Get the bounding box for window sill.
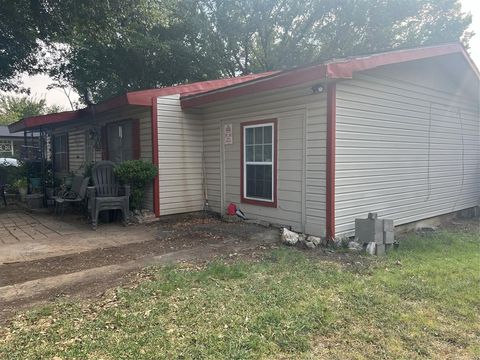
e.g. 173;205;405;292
241;197;277;208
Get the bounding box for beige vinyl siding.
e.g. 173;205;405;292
203;87;327;235
68;128;85;174
157;95;204;215
305;100;328;237
335;71;480;235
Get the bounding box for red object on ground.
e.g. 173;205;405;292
227;203;237;216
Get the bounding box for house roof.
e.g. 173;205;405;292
0;125;30;138
8;72;277;132
10;42;478;132
181;42;479;108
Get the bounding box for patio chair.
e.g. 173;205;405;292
52;175;83;211
54;177;90;217
87;161;130;230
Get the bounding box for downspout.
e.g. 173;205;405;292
326;82;336;241
151;96;160;217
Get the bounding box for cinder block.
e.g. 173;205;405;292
375;244;386;256
385;244;394;253
383;231;395;244
383;219;394;232
355;218;384;244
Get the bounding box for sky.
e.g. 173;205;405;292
7;0;480;109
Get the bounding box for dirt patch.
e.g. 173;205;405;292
0;214;268;287
0;238;277;327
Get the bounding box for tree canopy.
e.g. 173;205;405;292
0;0;473;103
0;95;63;125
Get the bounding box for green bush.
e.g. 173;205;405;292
115;160;157;210
14;178;28;189
0;160;26;187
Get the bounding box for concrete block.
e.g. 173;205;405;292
375;244;386;256
355;218;383;244
383;231;395;244
383;219;394;232
385;244;394;253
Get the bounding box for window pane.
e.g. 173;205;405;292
246;164;273;200
263;125;272;144
254;145;263;162
54;134;68;172
254;127;263;145
245;145;253;162
246;128;254;145
264;144;272;162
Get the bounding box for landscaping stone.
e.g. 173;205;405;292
281;228;299;245
305;241;316;249
307;235;322;246
366;242;376;255
298;233;307;243
348;241;363;251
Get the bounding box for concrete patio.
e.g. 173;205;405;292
0;209;157;264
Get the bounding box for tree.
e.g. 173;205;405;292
45;0;223;103
0;0;473;103
0;0;63;92
192;0;473;74
0;95;63;125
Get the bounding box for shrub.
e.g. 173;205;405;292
115;160;157;210
0;160;26;186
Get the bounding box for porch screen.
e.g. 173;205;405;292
105;120;139;163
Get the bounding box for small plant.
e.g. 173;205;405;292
14;178;28;189
115;160;157;210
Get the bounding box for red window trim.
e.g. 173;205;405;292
240;118;278;208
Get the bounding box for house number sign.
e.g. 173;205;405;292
224;124;233;145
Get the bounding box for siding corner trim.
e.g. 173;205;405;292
326;83;336;240
151;97;160;217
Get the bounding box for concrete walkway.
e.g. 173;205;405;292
0;210;157;264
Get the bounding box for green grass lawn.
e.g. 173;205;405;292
1;229;479;359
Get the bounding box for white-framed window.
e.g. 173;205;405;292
241;120;276;206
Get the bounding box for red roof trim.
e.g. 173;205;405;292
8;110;84;133
324;42;475;79
8;73;276;132
181;66;327;108
181;42;478;108
10;43;477;132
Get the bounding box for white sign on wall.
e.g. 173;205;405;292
224;124;233;145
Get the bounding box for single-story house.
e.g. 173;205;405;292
9;42;480;238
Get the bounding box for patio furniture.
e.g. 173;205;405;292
87;161;130;230
53;175;83;212
54;177;90;217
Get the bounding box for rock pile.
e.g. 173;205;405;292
281;228;326;248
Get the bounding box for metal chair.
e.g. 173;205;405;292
87;161;130;230
54;177;90;217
